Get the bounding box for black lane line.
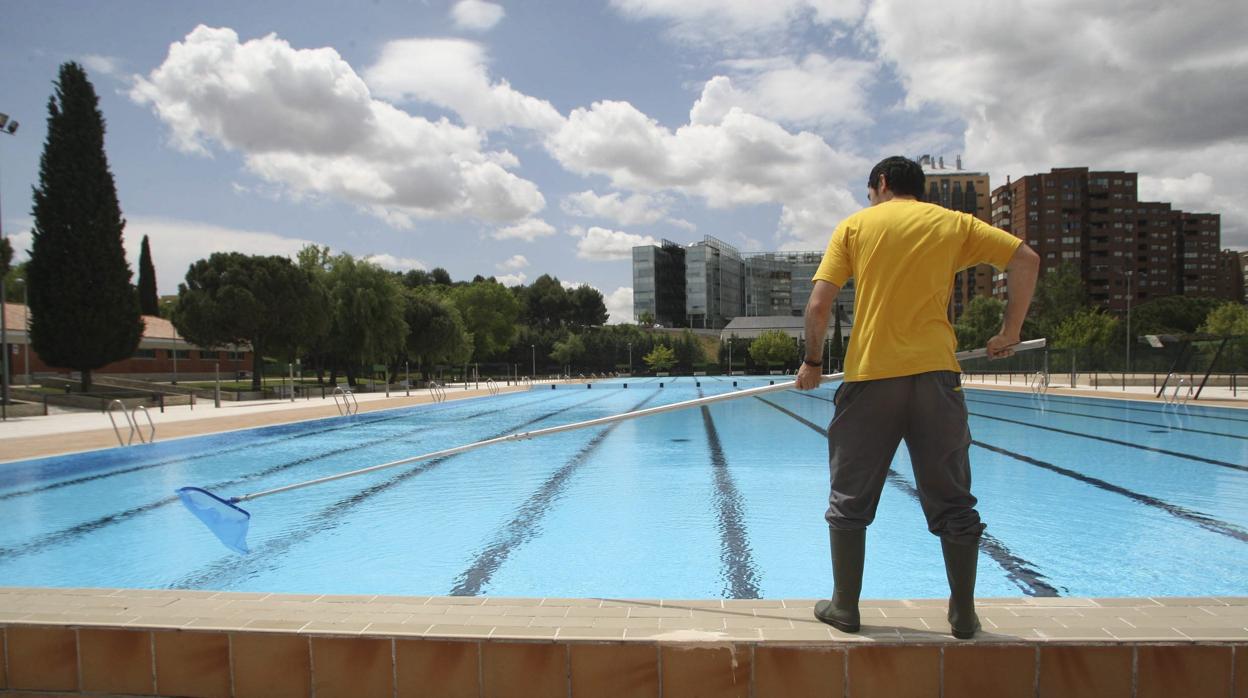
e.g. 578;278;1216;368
969;389;1248;424
0;398;548;561
967;411;1248;474
171;390;623;589
756;395;1062;597
964;394;1248;441
698;389;762;599
0;389;566;501
972;441;1248;544
449;392;661;596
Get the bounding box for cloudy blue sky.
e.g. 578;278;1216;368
2;0;1244;322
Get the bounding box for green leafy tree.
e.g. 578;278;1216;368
1028;262;1086;340
569;284;608;326
643;344;676;373
450;280;521;360
523;274;571;329
1199;302;1248;336
637;310;655;326
1053;309;1119;349
672;329;705;372
954;296;1005;351
137;235;158;315
403;288;473;378
550;333;586;370
430;267;452;286
0;237;11;276
3;261;28;301
27;62;143;391
749;329;797;371
173;253;327;390
324;255;408;385
1130;295;1222;336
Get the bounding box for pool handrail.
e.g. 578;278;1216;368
223;338;1046;505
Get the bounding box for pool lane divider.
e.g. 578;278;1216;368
697;388;762;599
971;441;1248;544
174;340;1047;555
449;392;662;596
966;411;1248;473
758;394;1063;597
0;395;571;561
964;393;1248;441
172;390;625;588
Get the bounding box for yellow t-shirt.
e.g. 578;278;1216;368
812;199;1022;382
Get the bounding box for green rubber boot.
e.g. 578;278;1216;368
941;538;982;640
814;528;865;633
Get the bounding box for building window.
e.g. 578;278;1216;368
133;348;157;359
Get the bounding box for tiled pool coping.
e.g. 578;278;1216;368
2;588;1245;696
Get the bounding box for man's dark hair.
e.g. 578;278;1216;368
868;156;925;198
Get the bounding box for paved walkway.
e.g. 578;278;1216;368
0;382;536;463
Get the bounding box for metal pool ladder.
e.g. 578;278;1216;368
1028;371;1050;395
332;387;359;416
428;381;447;403
106;399;156;446
485;378;500;395
1163;374;1193;406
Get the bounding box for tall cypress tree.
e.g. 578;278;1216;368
137;235;158;315
27;62;143;391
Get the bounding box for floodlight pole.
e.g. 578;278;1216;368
1125;270;1133;386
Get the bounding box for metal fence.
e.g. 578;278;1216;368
959;334;1247;400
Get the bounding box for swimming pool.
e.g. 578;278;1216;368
1;378;1244;599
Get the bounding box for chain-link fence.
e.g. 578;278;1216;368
959;334;1247;399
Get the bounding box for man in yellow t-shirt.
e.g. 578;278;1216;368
795;156;1039;639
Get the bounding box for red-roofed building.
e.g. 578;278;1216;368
2;302;252;382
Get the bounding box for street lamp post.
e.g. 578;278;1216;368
0;112;19;421
627;341;632;375
530;344;535;379
1125;270;1133;386
16;277;29;386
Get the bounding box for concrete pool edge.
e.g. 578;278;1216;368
2;588;1245;696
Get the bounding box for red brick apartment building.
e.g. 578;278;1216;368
918;154;994;319
1;303;252;382
990;168;1221;311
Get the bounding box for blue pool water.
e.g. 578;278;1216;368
1;378;1245;599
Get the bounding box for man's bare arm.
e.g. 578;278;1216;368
796;280;840;389
988;243;1040;358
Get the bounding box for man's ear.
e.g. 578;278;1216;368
876;174;889;195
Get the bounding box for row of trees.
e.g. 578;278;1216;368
953;262;1248;370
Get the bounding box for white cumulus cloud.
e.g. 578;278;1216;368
130;25;545;227
497;254;530;270
363;253;427;272
493;271;527;286
451;0;505;31
561;189;693;229
548;99;866;249
574;226;660;261
364;38;563;133
493;218;557;241
866;0;1248;246
692;55;875;131
604;286;634;324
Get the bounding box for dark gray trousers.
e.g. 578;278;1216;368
825;371;985;545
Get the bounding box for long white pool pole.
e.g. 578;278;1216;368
235;338;1046;503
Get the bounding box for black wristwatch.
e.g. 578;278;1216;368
802;358;822;367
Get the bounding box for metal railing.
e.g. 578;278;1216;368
332;387;359;416
428;381;447;403
106;399;156;446
1028;371;1050;396
1163;374;1193;406
485;378;500;396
